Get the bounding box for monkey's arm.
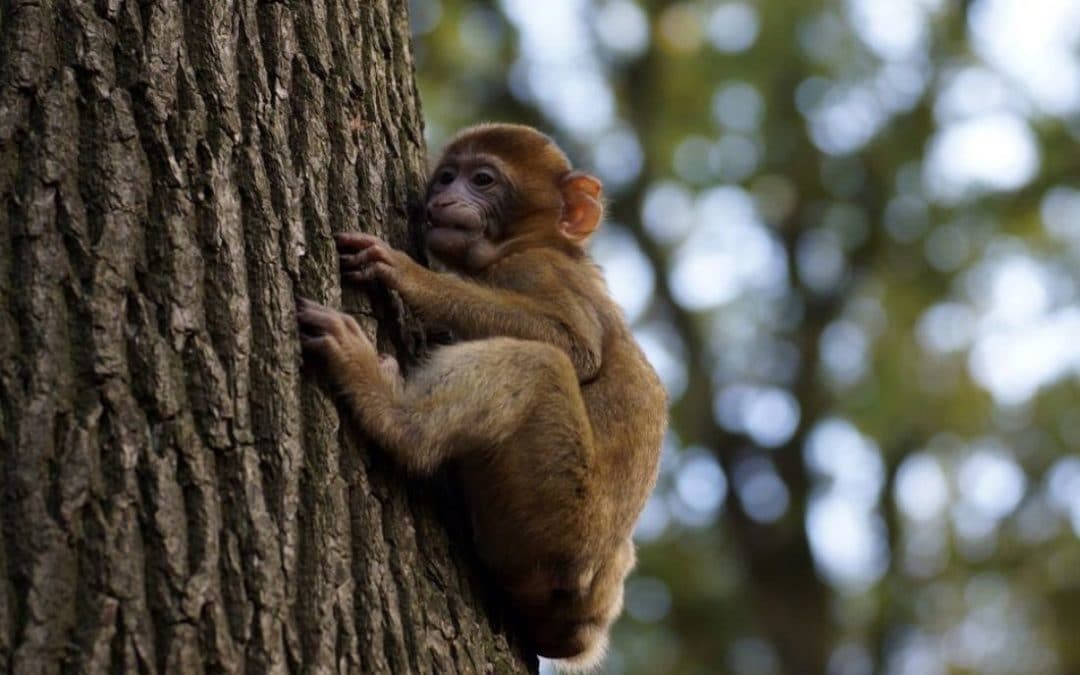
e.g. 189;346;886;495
336;232;603;381
406;267;604;381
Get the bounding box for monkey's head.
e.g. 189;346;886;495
425;123;604;271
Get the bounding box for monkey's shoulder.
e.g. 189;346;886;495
480;247;601;296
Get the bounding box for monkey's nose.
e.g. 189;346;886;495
428;199;457;221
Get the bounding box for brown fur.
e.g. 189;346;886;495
297;124;667;668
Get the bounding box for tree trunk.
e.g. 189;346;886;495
0;1;531;673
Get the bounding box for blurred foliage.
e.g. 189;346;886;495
409;1;1080;673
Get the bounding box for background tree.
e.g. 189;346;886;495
0;1;529;673
412;1;1080;674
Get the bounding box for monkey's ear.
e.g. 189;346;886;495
559;172;604;243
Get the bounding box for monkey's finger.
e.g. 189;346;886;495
338;253;367;272
296;296;336;314
342;270;377;285
342;263;387;282
296;304;327;327
342;263;394;286
335;231;384;253
299;335;339;370
299;333;333;350
365;245;395;265
297;306;346;337
341;314;363;337
296;297;340;319
297;316;327;338
339;247;392;272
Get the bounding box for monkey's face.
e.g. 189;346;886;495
424;150;565;271
425;154;511;263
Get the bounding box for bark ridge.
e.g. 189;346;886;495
0;0;527;673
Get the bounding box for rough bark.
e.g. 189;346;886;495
0;0;530;673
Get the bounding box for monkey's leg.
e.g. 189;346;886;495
336;336;593;478
297;299;592;478
298;299;595;542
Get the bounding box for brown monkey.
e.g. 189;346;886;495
296;124;666;670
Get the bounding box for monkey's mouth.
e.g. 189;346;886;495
427;212;484;233
428;221;474;232
427;215;485;246
426;221;482;257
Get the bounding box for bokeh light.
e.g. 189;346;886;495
413;0;1080;672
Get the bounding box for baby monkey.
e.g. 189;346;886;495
297;124;666;670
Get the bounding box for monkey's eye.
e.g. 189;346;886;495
436;168;457;185
470;170;496;188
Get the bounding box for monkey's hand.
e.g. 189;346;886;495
296;296;376;377
336;232;423;292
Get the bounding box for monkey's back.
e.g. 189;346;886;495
582;303;667;541
481;248;668;546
